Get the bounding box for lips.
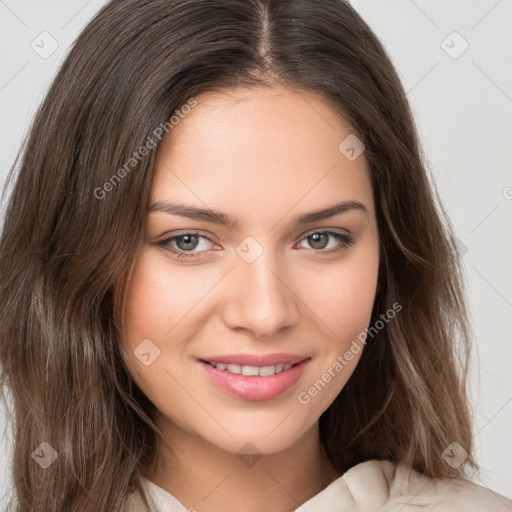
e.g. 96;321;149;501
197;354;311;400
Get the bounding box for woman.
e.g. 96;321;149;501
0;0;510;511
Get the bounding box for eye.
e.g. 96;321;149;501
295;230;354;254
156;232;216;259
156;230;354;260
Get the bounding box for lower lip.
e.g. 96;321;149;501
197;359;311;401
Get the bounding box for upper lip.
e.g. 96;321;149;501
199;353;310;367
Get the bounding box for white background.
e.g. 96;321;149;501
0;0;511;506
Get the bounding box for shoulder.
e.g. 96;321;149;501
343;459;512;511
122;488;147;512
122;476;189;512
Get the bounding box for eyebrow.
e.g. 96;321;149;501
149;200;368;229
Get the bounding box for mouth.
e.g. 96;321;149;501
197;356;311;401
198;359;307;377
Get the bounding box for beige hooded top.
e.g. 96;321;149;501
123;459;512;511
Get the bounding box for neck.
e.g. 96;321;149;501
142;413;341;512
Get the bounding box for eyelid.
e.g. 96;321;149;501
297;226;352;239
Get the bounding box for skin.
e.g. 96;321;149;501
119;83;380;512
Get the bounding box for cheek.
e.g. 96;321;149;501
118;253;183;392
294;250;378;413
119;249;223;402
297;242;379;347
119;253;195;409
122;250;209;344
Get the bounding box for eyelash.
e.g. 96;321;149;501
156;230;355;260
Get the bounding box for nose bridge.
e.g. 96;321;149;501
226;240;297;337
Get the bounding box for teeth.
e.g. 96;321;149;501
259;365;277;376
242;365;260;376
209;361;295;376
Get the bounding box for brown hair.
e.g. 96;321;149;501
0;0;476;510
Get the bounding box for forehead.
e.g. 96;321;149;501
150;85;374;226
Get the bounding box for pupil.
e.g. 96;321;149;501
309;233;327;250
179;235;198;251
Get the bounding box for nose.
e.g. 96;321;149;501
222;252;299;339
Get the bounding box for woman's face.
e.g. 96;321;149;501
120;84;380;455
